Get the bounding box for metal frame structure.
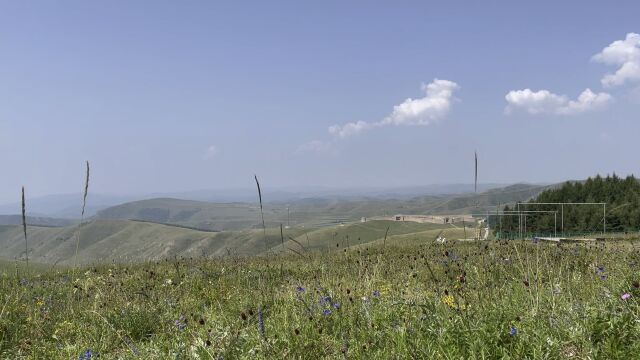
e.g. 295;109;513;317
516;202;606;237
462;210;559;238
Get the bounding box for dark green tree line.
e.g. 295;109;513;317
495;174;640;236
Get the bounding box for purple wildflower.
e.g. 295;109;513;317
600;275;607;281
621;293;631;300
78;349;96;359
320;296;332;305
509;326;517;336
322;309;332;316
296;286;305;293
333;303;341;309
175;315;186;330
373;290;380;298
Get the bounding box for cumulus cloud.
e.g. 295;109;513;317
328;79;459;138
592;33;640;87
505;88;612;115
505;89;566;115
328;121;373;138
203;145;218;159
558;89;613;114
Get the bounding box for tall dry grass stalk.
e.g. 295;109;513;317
383;225;390;249
254;175;267;252
82;161;90;218
74;161;90;268
21;187;27;269
474;151;478;194
280;223;285;249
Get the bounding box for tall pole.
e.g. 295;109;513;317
486;209;489;240
517;202;521;239
561;204;564;236
499;204;502;238
554;211;557;237
287;207;290;227
495;204;499;239
603;203;606;235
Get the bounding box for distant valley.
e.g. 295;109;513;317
0;183;552;264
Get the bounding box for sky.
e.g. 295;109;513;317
1;1;639;203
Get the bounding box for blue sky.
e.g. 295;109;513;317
1;1;639;202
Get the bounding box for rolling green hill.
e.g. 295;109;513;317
94;198;282;231
278;220;451;252
0;183;550;265
91;183;551;231
0;219;473;265
0;220;326;265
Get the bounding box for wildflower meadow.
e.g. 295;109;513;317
1;237;639;359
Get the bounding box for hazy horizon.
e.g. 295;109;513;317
0;182;522;206
1;1;639;203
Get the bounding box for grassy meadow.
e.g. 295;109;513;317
2;235;639;359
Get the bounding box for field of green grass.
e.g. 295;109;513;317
2;236;639;359
0;220;463;265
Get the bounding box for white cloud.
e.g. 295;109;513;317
328;120;373;138
382;79;459;126
328;79;459;138
504;89;566;115
558;89;613;115
203;145;218;159
505;88;612;115
592;33;640;87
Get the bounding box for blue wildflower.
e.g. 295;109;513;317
509;326;517;336
596;266;605;273
78;349;96;359
322;309;332;316
175;315;186;330
600;275;607;281
296;286;305;293
320;296;332;305
373;290;380;298
333;303;341;309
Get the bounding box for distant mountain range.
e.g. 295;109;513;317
0;183;517;219
0;215;77;227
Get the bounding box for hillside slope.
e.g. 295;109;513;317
0;219;465;265
92;183;551;231
0;220;314;264
94;198;278;231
